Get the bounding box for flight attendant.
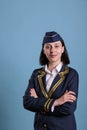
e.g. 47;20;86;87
23;31;79;130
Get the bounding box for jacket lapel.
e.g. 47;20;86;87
49;65;66;91
49;73;60;91
38;66;69;98
37;69;48;98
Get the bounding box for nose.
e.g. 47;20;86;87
50;47;54;53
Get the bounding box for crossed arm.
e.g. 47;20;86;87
30;88;76;108
23;69;79;115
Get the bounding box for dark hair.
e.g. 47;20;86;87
39;40;70;65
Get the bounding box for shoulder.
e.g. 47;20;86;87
69;66;78;74
31;67;45;76
68;66;79;78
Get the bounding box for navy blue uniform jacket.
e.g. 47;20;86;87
23;65;79;130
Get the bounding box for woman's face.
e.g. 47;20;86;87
43;41;64;64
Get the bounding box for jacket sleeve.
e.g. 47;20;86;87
23;70;54;112
52;69;79;116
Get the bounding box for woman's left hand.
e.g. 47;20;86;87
30;88;38;98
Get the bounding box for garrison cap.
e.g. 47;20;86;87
43;31;63;44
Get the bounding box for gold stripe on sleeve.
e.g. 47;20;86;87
44;98;50;112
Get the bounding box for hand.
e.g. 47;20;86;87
30;88;38;98
54;90;76;107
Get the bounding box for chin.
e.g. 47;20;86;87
49;59;58;63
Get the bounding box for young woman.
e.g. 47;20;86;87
23;31;79;130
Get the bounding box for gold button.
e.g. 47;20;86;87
44;123;47;128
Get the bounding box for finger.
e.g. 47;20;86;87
65;90;68;93
68;95;76;101
71;96;76;101
30;88;35;90
68;91;76;95
30;88;35;92
66;96;76;102
67;99;75;102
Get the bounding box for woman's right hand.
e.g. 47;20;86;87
53;90;76;107
30;88;38;98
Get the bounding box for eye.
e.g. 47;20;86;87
55;45;59;48
45;45;50;49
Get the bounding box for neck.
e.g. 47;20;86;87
48;61;61;71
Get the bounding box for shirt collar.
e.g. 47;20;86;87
56;62;63;72
45;62;63;74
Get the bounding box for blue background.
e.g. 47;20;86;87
0;0;87;130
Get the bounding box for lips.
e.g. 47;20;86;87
49;54;57;58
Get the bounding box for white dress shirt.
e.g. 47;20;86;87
45;62;63;92
45;62;63;112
